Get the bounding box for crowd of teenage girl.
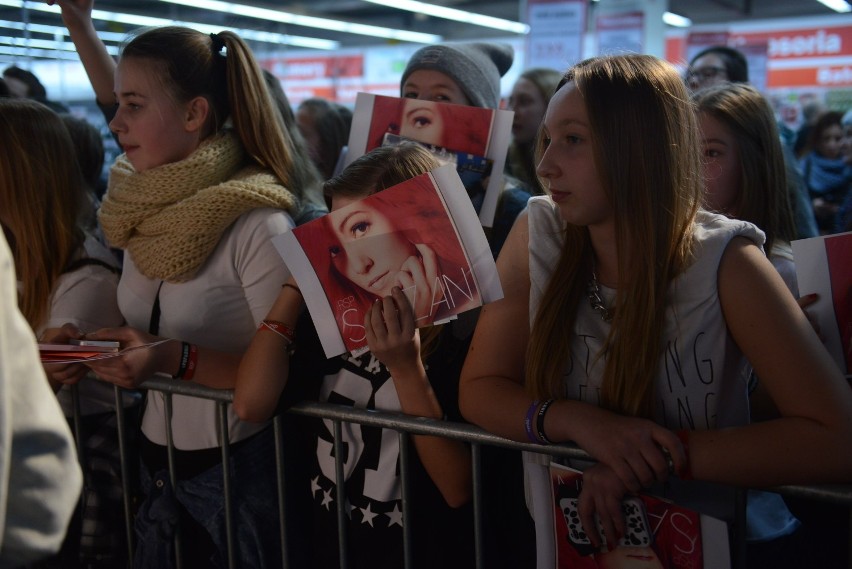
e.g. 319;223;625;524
2;0;850;567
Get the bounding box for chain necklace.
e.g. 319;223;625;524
587;270;614;322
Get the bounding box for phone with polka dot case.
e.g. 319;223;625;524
558;495;652;549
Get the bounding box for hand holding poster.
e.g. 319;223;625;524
273;164;502;358
550;463;730;569
792;231;852;377
345;93;513;227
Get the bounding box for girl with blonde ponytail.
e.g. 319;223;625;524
459;54;852;568
52;0;318;565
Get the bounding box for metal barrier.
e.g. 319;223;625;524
67;377;852;569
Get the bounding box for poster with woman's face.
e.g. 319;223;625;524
292;171;482;355
345;93;514;229
365;95;495;158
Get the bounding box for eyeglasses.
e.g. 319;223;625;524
686;66;727;83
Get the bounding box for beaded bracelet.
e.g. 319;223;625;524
535;399;556;445
677;429;693;480
524;400;541;444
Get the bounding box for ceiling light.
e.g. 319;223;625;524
0;0;341;49
0;35;119;54
815;0;851;12
0;19;126;42
362;0;530;34
158;0;442;44
0;44;80;59
663;11;692;27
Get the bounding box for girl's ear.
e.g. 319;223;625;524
184;96;210;133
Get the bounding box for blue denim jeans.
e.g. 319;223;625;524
133;426;282;568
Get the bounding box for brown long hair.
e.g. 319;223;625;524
693;83;795;254
0;99;86;330
324;143;446;359
526;55;702;418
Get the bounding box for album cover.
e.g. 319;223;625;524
273;164;502;358
345;92;513;227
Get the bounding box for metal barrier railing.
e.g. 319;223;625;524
67;377;852;569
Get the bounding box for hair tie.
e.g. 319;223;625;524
210;33;225;54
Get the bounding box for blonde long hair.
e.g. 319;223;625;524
0;99;86;330
526;55;703;418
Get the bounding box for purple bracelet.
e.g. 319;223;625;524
536;399;556;445
525;400;542;444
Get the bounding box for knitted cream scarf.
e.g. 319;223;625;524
99;131;297;282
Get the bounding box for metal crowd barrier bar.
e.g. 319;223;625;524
113;384;135;567
272;413;290;569
67;377;852;569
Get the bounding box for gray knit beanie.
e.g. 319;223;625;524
400;42;514;109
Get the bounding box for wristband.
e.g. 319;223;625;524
524;400;541;444
677;429;693;480
536;399;556;445
259;320;295;344
173;342;191;379
182;344;198;381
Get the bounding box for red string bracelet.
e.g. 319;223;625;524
677;429;693;480
259;320;295;345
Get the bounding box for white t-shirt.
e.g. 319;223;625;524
41;235;126;417
524;196;766;567
119;208;294;450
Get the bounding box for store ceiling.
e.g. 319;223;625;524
0;0;849;54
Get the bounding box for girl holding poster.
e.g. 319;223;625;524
236;143;477;569
293;169;481;350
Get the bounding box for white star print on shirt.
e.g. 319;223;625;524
360;503;378;527
386;504;403;528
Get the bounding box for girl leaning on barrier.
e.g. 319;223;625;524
236;144;478;569
458;54;852;568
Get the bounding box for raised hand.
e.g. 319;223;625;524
48;0;95;29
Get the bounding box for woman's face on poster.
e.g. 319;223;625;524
596;546;663;569
329;195;418;298
400;99;445;147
